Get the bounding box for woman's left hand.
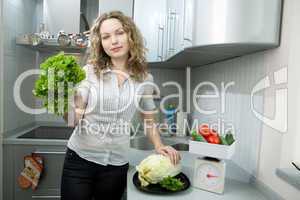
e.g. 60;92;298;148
155;145;181;165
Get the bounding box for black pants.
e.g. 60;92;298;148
61;148;129;200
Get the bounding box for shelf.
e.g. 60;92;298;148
16;42;87;54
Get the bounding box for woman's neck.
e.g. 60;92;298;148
111;56;128;72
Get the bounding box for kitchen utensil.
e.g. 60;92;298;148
30;34;42;46
57;31;70;47
292;162;300;171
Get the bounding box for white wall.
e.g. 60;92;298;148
43;0;80;34
257;0;300;199
190;51;265;180
2;0;37;134
99;0;133;17
191;0;300;198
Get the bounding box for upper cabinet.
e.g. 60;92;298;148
134;0;282;66
182;0;195;49
134;0;195;62
165;0;184;60
133;0;167;62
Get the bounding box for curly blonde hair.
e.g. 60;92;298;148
88;11;148;81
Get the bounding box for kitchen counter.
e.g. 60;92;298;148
3;123;277;199
127;166;269;200
127;147;271;200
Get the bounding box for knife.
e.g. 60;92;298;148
292;162;300;171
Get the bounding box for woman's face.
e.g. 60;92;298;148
100;18;130;60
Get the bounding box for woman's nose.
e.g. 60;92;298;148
111;35;118;44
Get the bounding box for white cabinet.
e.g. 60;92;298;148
134;0;195;62
134;0;167;62
165;0;184;59
165;0;195;60
134;0;281;65
182;0;195;48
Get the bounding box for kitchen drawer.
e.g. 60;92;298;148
15;190;61;200
13;145;66;200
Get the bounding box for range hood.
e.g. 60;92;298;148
163;43;281;67
151;0;283;68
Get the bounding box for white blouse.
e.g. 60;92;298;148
67;64;156;166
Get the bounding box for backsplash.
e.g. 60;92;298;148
190;53;267;177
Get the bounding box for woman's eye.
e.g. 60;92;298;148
117;31;124;35
102;36;109;40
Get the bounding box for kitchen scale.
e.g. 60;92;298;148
193;157;226;194
189;138;236;194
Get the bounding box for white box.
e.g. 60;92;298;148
189;140;236;160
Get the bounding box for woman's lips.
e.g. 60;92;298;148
111;46;122;52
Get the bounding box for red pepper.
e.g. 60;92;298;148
210;129;218;136
206;134;221;144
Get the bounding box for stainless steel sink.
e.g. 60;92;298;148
18;126;74;140
130;137;189;151
171;143;189;151
130;136;177;150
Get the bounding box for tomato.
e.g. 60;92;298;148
210;129;218;136
206;134;221;144
198;124;210;137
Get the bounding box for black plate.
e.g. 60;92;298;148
132;172;190;194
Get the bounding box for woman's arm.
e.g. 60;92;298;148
63;92;88;127
141;112;181;165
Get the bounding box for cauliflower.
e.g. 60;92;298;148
136;154;181;187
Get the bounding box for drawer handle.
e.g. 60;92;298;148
33;151;66;155
32;195;60;199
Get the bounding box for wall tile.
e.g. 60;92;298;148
190;52;267;179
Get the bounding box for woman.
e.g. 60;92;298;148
61;11;180;200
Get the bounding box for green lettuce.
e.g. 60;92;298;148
32;52;86;115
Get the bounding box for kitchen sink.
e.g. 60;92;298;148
17;126;74;140
130;136;189;151
130;136;177;150
171;143;189;151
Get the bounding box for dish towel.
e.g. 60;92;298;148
17;153;44;190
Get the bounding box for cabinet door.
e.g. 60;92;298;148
165;0;195;59
134;0;167;62
4;145;15;200
14;145;66;200
165;0;185;59
182;0;195;48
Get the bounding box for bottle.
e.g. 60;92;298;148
165;104;176;133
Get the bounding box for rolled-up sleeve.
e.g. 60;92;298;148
139;73;156;111
75;65;92;103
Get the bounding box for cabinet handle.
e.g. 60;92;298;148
32;195;60;199
168;11;177;53
33;150;66;155
183;38;192;42
157;26;164;61
167;9;172;53
171;12;177;51
160;26;165;60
